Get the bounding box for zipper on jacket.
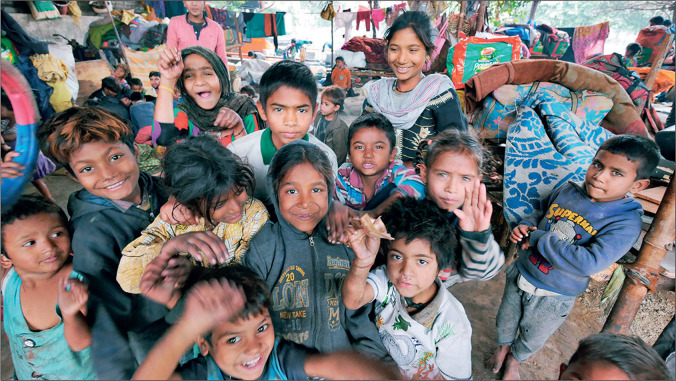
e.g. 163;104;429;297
308;235;319;348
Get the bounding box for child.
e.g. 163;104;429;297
37;107;171;379
416;129;504;286
240;85;256;99
624;42;642;67
153;46;262;147
331;56;354;96
313;85;349;165
133;265;402;380
363;11;467;166
129;77;145;95
243;140;387;358
559;333;669;380
117;134;268;295
1;195;95;380
328;113;425;243
490;134;660;380
112;62;130;89
228;60;338;203
342;197;472;380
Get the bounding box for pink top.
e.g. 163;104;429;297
166;15;229;67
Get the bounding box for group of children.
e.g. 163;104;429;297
1;9;671;381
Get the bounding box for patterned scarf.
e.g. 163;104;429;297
364;73;453;130
176;46;259;132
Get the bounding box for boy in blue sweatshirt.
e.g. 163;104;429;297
489;134;660;380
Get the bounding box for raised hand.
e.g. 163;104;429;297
180;278;246;337
454;178;492;233
160;231;231;266
140;254;194;307
160;195;200;225
1;151;25;179
157;47;184;84
57;277;89;317
347;226;380;269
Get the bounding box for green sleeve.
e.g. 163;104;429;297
244;114;257;134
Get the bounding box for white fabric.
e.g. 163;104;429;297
366;266;472;380
48;44;78;102
236;59;272;85
227;130;338;203
333;49;367;68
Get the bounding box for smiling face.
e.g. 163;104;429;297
1;213;70;277
257;86;316;149
387;27;429;92
421;150;481;213
69;141;141;204
386;237;439;303
584;150;646;203
208;188;249;225
349;126;396;179
277;162;328;235
182;54;222;110
202;310;275;380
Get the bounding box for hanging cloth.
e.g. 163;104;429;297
356;11;371;31
321;3;336;21
371;9;385;30
572;21;610;64
264;13;279;49
334;12;356;41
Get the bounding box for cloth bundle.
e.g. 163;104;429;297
341;36;387;64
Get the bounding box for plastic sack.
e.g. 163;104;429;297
447;34;522;89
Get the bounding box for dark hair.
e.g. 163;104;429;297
248;51;255;57
149;71;160;78
650;16;665;25
38;107;135;175
384;11;435;55
625;43;642;57
259;60;317;112
129;78;143;88
186;265;271;331
335;56;345;63
416;129;484;175
663;19;672;27
101;77;120;94
1;195;68;257
348;113;396;153
568;333;669;380
240;85;256;98
130;92;144;102
380;198;457;270
119;87;134;100
321;85;346;108
115;62;130;76
596;134;660;180
1;92;12;111
268;140;334;203
162;134;255;226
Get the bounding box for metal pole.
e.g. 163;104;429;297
603;175;676;334
105;6;130;65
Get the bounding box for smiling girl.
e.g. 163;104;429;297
153;46;263;147
363;11;467;166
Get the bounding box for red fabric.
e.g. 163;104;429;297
341;36;387;64
356;11;371;31
264;13;277;37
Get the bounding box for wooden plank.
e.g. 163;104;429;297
74;59;113;106
637;33;674;114
635;186;667;204
637;198;659;215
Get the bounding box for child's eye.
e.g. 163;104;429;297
273;107;283;112
298;109;307;113
285;189;298;195
462;176;471;182
375;145;384;150
437;172;448;178
184;74;193;79
79;166;93;173
21;240;36;247
257;323;269;333
390;254;402;261
592;162;602;168
227;336;241;344
354;145;363;150
50;231;64;238
110;154;123;162
417;259;428;265
612;171;623;177
311;187;324;193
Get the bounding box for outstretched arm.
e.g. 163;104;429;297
305;351;403;380
341;228;378;310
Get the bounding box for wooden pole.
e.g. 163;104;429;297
528;1;540;21
456;1;467;38
105;7;129;65
603;175;676;334
475;1;487;36
234;15;244;62
369;0;377;38
637;33;674;114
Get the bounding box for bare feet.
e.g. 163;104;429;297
502;352;521;380
487;345;510;374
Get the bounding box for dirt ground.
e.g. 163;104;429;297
1;93;674;380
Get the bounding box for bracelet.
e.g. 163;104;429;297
160;85;175;95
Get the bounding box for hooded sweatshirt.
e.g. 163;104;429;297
243;170;388;358
516;182;644;296
67;172;169;379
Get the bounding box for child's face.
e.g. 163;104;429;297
319;96;340;117
387;27;427;85
421;151;481;213
278;162;328;235
559;360;630;380
114;67;126;79
349;127;396;179
69;141;142;204
257;86;316;149
209;189;249;225
204;310;275;380
131;84;144;93
386;237;439;303
149;75;160;89
183;54;222;110
584;150;646;203
335;59;345;68
1;213;70;276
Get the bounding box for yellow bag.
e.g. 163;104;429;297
321;3;335;21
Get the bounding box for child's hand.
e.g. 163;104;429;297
214;107;245;132
140;255;194;308
179;278;246;337
510;225;536;243
57;277;89;317
454;178;492;233
160;231;231;265
347;227;379;268
157;47;184;84
327;202;364;244
160;196;200;225
1;151;25;179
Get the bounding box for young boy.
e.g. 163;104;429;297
342;197;472;380
559;333;669;380
331;56;354;96
228;60;338;203
490;134;661;380
313;85;349;165
240;85;256;99
1;195;95;380
129;77;145;95
133;265;402;380
328;113;425;243
37;107;171;379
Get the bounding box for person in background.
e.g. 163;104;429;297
313;85;348;165
240;85;256;99
112;62;130;89
129;92;155;136
129;78;145;95
149;71;161;96
649;15;665;27
624;43;642;67
248;50;265;60
88;77;121;102
331;56;355;97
